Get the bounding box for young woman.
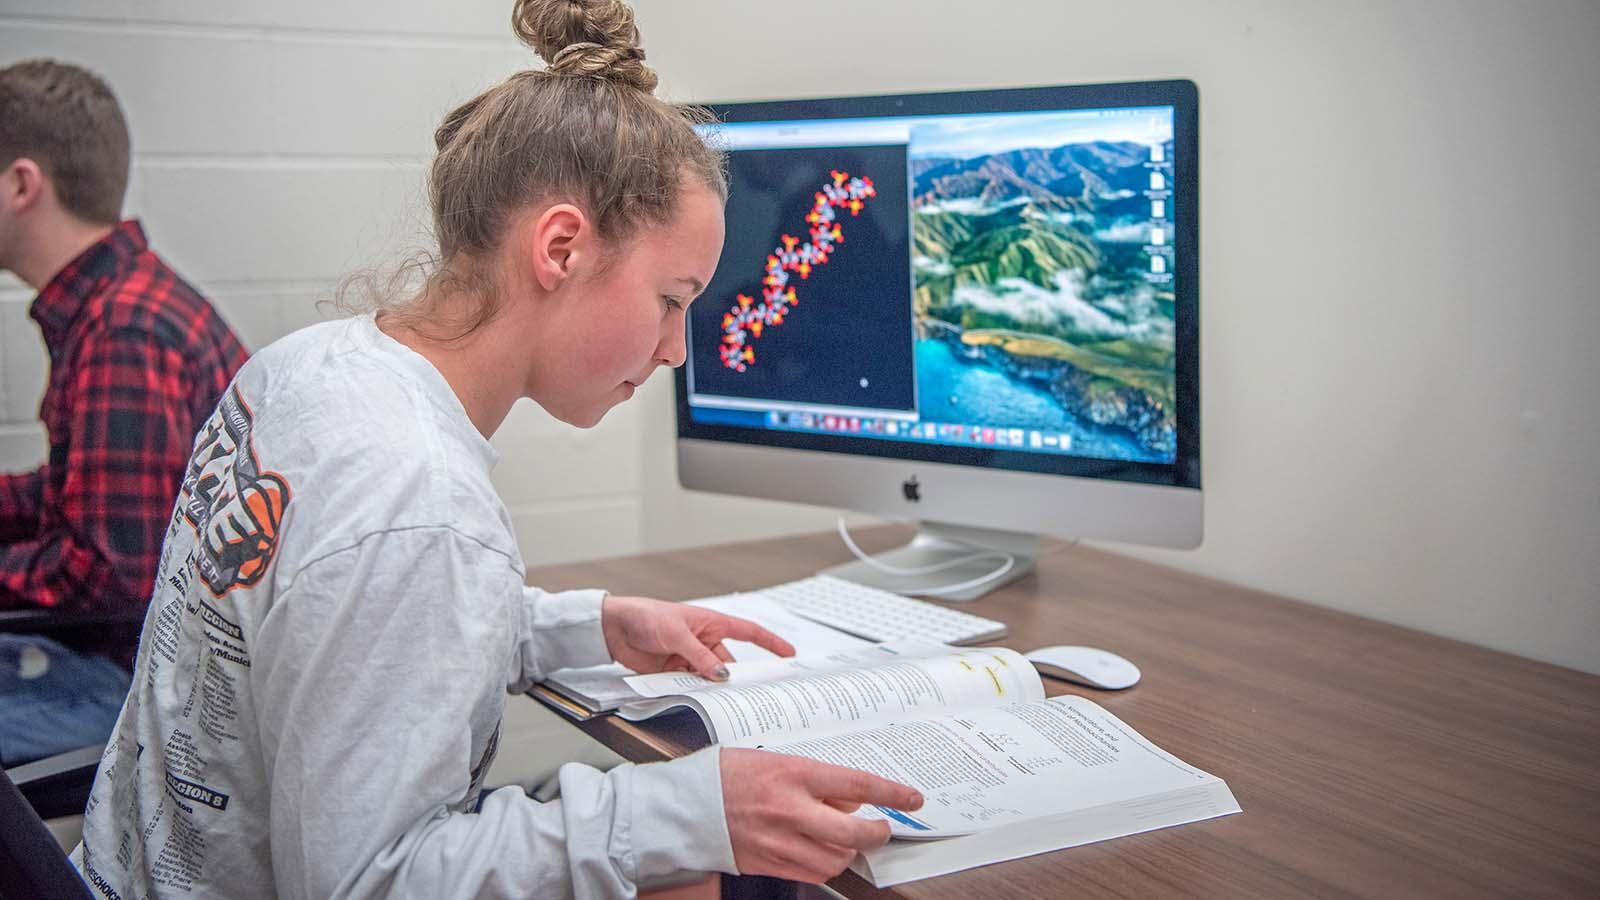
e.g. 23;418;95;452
72;1;922;897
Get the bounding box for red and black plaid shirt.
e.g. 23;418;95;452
0;220;247;615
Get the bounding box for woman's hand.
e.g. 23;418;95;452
600;595;796;680
720;748;924;883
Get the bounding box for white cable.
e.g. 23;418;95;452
836;518;1016;598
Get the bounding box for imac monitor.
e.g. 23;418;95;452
675;80;1200;599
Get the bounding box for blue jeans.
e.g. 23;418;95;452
0;634;131;767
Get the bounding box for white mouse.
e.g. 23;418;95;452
1024;645;1141;690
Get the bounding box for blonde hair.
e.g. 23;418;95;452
359;0;726;337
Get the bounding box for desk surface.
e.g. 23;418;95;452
527;526;1600;900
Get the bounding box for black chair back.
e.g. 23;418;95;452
0;763;93;900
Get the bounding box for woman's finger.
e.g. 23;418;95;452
670;629;730;681
796;804;893;852
712;614;796;658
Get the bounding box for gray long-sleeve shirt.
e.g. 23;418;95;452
73;314;734;899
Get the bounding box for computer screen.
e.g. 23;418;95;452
675;81;1199;577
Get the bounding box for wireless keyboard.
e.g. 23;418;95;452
756;575;1008;645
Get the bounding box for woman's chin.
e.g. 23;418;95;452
550;384;635;429
574;400;619;429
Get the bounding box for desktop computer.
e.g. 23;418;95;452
675;80;1200;602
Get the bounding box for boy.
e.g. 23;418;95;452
0;59;247;765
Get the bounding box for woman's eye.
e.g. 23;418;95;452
663;296;684;312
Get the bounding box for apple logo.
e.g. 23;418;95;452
902;476;921;503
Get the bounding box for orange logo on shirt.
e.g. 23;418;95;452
180;387;292;596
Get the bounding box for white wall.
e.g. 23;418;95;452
2;2;1596;674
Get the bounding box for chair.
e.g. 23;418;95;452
0;759;93;900
0;606;146;665
0;605;140;820
7;744;104;822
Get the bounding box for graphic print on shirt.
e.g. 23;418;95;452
180;386;291;596
80;385;289;897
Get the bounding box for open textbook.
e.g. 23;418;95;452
617;643;1242;887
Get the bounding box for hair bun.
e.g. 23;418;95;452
513;0;658;93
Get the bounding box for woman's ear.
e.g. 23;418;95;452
526;203;589;292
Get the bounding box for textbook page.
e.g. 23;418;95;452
622;640;950;697
618;646;1042;747
766;694;1242;885
539;593;870;712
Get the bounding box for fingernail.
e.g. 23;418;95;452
910;792;924;807
713;665;730;681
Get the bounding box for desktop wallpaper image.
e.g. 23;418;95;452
909;114;1178;463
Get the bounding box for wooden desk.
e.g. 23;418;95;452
527;526;1600;899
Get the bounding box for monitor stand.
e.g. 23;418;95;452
822;521;1039;602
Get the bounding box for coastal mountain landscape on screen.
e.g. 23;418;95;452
910;133;1177;463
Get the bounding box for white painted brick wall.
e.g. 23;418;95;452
0;281;47;457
